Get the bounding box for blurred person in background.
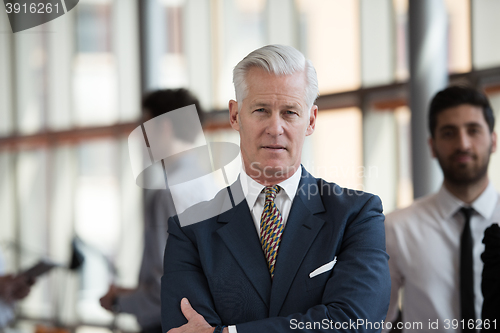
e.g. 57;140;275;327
100;89;208;333
0;250;34;328
385;86;500;332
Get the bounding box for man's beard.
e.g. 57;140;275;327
436;146;492;186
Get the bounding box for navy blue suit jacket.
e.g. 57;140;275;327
161;167;390;332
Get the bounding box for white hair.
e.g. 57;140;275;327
233;44;319;109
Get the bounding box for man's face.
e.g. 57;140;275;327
229;67;317;184
429;104;497;186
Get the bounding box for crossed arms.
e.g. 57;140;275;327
161;193;391;333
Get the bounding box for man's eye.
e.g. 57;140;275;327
255;108;265;112
441;131;454;138
285;110;297;115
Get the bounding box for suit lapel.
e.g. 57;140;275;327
216;181;272;309
269;169;326;316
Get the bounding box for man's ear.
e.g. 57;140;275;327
428;136;437;158
229;100;240;131
305;105;318;136
491;131;497;153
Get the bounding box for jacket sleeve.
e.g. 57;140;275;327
161;216;222;332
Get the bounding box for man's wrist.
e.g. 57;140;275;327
213;325;227;333
111;293;120;311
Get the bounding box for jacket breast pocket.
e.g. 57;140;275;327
305;270;331;291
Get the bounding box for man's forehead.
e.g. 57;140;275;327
244;68;307;104
249;100;302;109
436;104;486;127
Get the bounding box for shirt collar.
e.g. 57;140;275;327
240;166;302;209
436;182;499;220
471;182;499;219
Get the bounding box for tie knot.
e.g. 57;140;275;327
264;185;281;202
460;207;474;221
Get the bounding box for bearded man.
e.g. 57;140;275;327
385;86;500;333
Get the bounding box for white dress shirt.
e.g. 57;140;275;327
227;167;301;333
385;182;500;332
240;167;301;234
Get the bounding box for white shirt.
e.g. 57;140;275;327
228;167;302;333
240;167;302;234
385;182;500;333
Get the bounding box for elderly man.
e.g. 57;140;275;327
161;45;391;333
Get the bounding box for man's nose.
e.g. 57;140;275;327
457;129;472;150
266;113;284;136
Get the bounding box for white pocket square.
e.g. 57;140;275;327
309;257;337;278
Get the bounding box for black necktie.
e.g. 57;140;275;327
460;207;476;332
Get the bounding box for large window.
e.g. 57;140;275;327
0;0;141;330
2;0;500;331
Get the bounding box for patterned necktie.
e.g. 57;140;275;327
260;185;284;278
460;207;476;332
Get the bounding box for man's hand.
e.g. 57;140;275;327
167;298;219;333
0;274;34;302
100;284;118;311
11;275;34;300
99;284;134;311
0;275;15;301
